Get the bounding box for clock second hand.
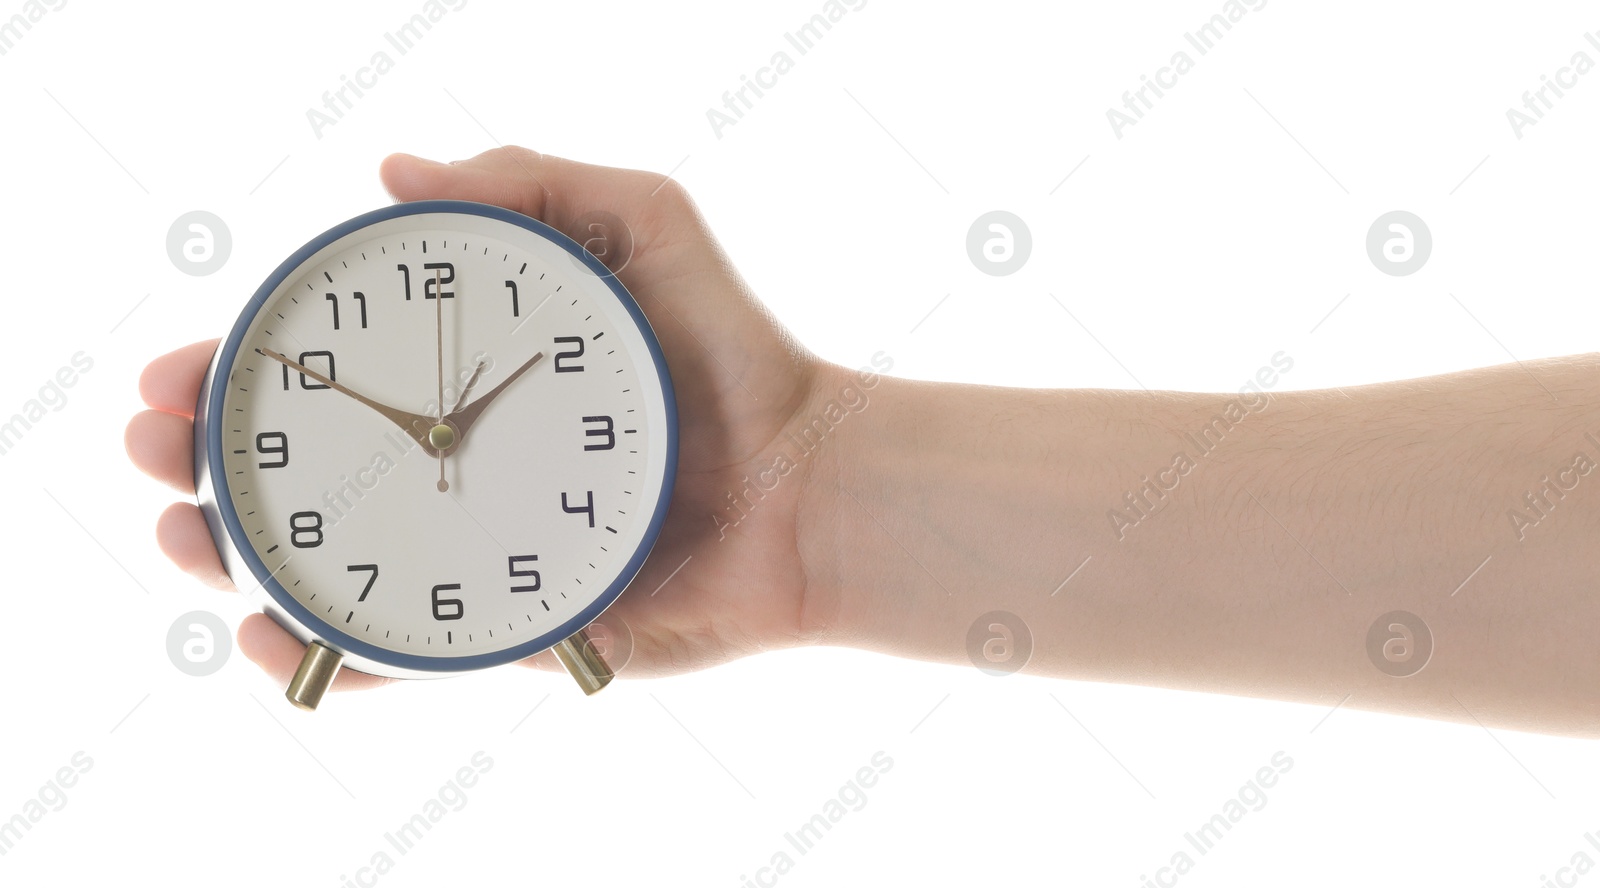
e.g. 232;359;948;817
434;266;448;493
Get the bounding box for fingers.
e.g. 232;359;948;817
156;515;389;695
140;339;218;417
238;613;393;694
156;502;232;590
125;410;194;493
380;152;552;222
376;147;801;422
379;149;688;245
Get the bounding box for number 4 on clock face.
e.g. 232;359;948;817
562;491;595;528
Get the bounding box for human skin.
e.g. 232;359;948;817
127;148;1600;738
809;359;1600;739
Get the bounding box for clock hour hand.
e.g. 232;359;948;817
256;347;439;454
446;350;544;441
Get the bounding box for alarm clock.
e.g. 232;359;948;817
193;200;677;710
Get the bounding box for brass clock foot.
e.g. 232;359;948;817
286;641;344;711
553;628;613;695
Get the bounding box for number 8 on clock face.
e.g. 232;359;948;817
193;200;678;710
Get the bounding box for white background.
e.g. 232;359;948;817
3;1;1599;885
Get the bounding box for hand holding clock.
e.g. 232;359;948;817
127;148;1600;737
127;148;829;696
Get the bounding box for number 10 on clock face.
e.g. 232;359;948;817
195;201;677;704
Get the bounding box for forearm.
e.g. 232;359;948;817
798;356;1600;737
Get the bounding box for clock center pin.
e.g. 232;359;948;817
429;422;456;451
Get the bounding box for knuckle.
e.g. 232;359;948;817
648;174;693;207
500;144;543;164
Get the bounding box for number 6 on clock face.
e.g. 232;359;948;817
193;200;678;710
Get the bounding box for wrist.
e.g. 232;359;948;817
789;354;900;646
789;370;1198;670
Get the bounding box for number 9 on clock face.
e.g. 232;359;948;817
193;200;678;702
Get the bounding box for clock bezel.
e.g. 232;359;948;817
193;199;678;678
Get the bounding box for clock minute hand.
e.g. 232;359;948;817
256;348;437;453
447;350;544;441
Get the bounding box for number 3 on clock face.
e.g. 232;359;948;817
192;200;678;709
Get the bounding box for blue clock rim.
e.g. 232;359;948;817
205;199;678;673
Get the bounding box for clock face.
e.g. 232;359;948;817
195;201;676;678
